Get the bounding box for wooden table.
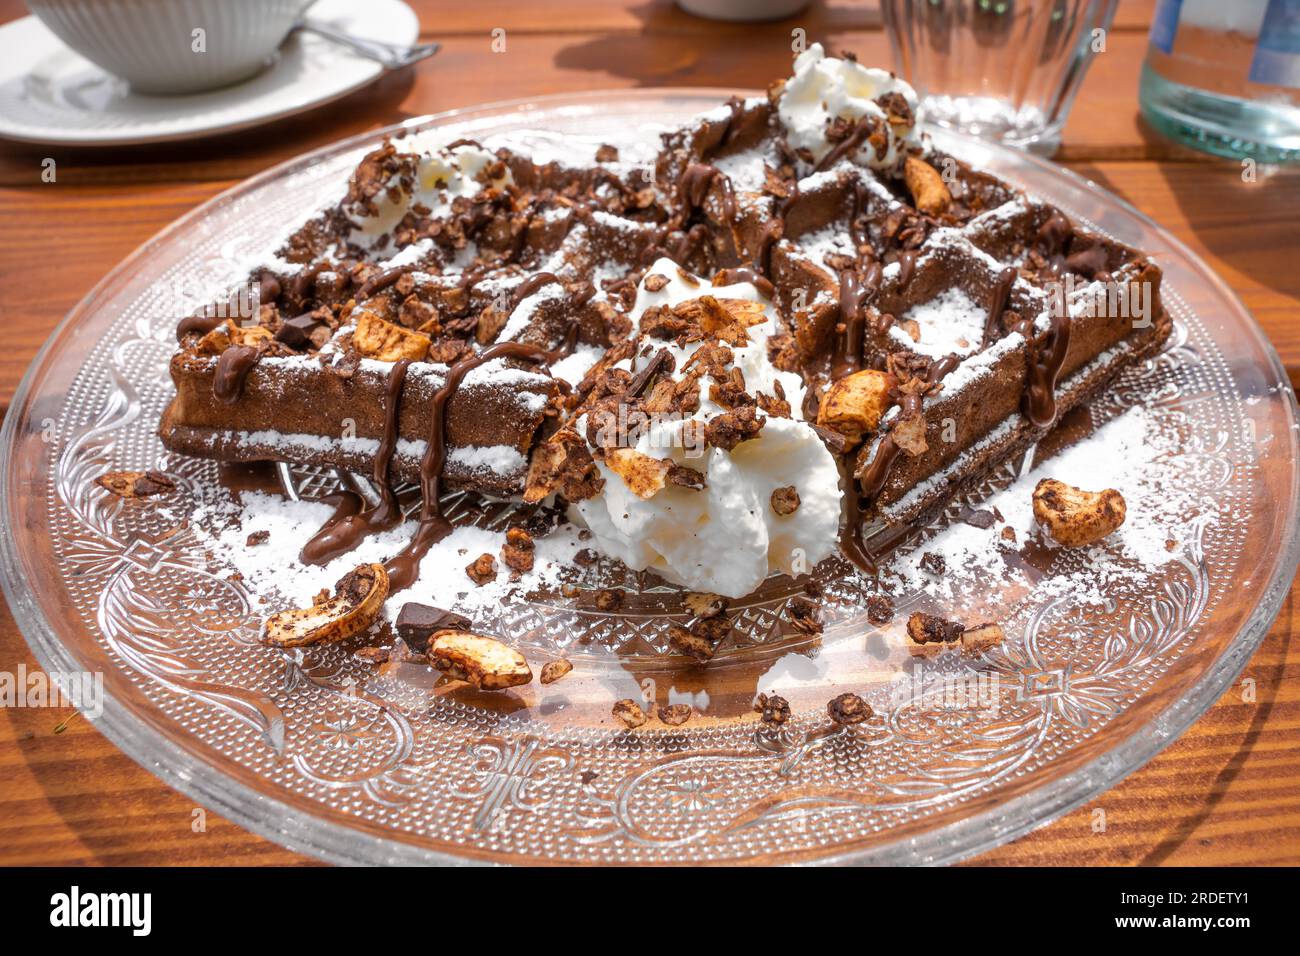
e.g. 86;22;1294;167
1;0;1296;867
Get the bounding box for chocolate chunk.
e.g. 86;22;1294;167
961;508;997;530
274;312;323;349
395;602;471;653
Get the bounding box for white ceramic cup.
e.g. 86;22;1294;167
677;0;810;21
25;0;310;95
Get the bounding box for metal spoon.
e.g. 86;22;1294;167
290;17;440;70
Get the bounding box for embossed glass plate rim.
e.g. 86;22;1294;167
1;89;1297;867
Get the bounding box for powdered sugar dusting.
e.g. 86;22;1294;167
896;287;986;358
885;405;1213;608
183;491;585;625
447;444;526;474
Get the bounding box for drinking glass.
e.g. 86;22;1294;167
882;0;1120;154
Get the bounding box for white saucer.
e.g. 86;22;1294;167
0;0;420;146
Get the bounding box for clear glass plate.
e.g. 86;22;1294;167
2;91;1297;866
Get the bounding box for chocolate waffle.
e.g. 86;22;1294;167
159;46;1170;596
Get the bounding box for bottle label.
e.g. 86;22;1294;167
1149;0;1183;54
1249;0;1300;88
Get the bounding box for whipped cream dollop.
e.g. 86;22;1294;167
348;141;511;252
571;259;842;598
778;42;922;170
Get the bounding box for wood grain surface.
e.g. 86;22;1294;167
0;0;1297;867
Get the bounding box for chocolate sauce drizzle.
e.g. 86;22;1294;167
712;266;775;299
895;249;918;290
982;266;1018;348
176;314;226;343
511;271;563;307
701;96;747;159
814;117;874;173
830;262;882;379
384;341;557;591
678;164;737;223
358;265;412;300
1011;313;1072;428
855;354;959;506
849;180;871;251
300;360;412;565
213;345;261;404
837;459;876;575
754;219;782;279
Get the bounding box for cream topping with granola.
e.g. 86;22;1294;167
778;42;923;171
570;260;842;598
345;140;512;253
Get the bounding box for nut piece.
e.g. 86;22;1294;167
668;614;732;661
95;470;176;499
429;631;532;690
891;409;928;457
962;622;1006;655
1032;479;1127;547
262;563;389;648
827;692;873;725
903;156;952;217
907;611;964;644
466;553;497;585
195;319;273;354
593;588;624;611
353;645;390;664
866;594;894;625
604;448;672;499
786;596;822;636
658;703;693;727
683;592;728;619
770;485;800;516
816;369;895;448
351;309;430;362
754;692;791;726
501;527;535;573
540;658;573;684
612;698;648;729
905;611;964;657
674;295;767;346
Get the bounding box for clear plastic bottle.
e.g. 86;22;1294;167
1140;0;1300;163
